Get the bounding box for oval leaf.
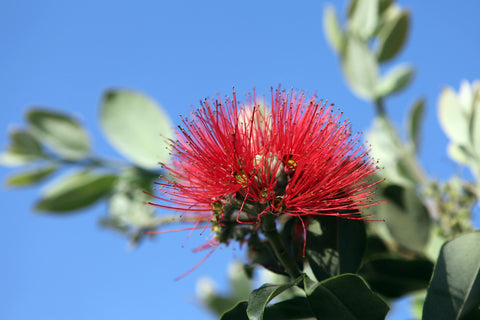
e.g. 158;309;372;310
35;171;117;213
100;90;173;170
359;256;434;298
27;109;90;160
407;98;425;152
423;232;480;320
247;276;303;320
342;36;379;100
221;301;248;320
304;274;389;320
376;64;415;98
348;0;379;39
377;184;431;252
377;10;409;62
323;5;345;53
438;87;470;146
0;129;45;166
5;165;57;187
306;216;366;282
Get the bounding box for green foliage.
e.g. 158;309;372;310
35;171;117;213
376;10;409;62
423;231;480;320
438;81;480;179
222;274;389;320
342;35;379;100
306;216;366;281
376;184;431;253
407;98;425;153
304;274;389;320
359;256;434;298
375;64;415;98
5;165;57;187
0;129;46;166
100;90;173;170
27;109;90;160
246;276;303;320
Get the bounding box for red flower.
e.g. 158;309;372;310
148;86;381;277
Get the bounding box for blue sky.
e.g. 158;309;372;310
1;1;479;319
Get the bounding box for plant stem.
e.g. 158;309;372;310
261;213;302;279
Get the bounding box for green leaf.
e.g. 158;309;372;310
100;90;173;170
377;10;410;62
323;4;345;53
107;168;158;229
0;129;45;166
342;36;379;100
221;301;248;320
304;274;389;319
423;231;480;320
5;165;57;187
438;87;470;146
470;84;480;158
359;256;434;298
376;184;431;252
246;276;303;320
376;64;414;98
35;171;117;213
348;0;379;39
407;98;425;152
263;297;313;319
306;216;366;282
27;109;90;160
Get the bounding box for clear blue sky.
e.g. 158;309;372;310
1;1;479;319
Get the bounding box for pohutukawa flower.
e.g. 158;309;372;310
147;86;381;278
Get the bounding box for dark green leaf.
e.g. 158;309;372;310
248;234;288;276
304;274;389;319
359;256;434;298
342;36;379;100
221;301;248;320
27;109;90;160
246;276;303;320
35;171;117;213
306;216;366;282
263;297;313;320
377;11;410;62
376;64;415;98
5;165;57;187
377;184;431;252
423;232;480;320
407;98;425;152
100;90;173;170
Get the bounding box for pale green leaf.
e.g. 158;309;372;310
407;98;425;152
27;109;90;160
438;87;470;146
100;90;173;170
376;64;414;98
342;36;379;100
348;0;379;39
323;4;345;53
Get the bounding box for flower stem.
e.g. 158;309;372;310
261;213;302;279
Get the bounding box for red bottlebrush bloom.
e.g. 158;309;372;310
148;86;381;278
